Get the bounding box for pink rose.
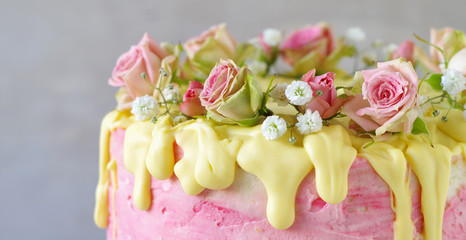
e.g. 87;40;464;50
199;59;263;125
390;40;415;65
109;33;168;100
301;70;343;119
342;59;419;135
280;24;336;74
179;81;207;117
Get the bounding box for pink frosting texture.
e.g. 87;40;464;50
106;129;466;239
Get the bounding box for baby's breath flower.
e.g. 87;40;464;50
346;27;366;44
173;115;188;125
285;81;313;106
441;69;466;97
384;43;397;54
269;83;289;106
131;95;159;121
162;84;180;101
261;115;287;140
248;37;261;49
263;28;282;46
247;60;267;76
296;109;323;134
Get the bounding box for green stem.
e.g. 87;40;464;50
417;73;430;94
155;86;175;119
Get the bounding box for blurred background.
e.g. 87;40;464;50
0;0;465;239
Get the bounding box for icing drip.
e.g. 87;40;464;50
360;142;414;240
94;110;132;228
436;110;466;143
404;140;451;240
303;125;357;204
95;108;465;239
123;121;154;210
174;120;241;192
146;115;176;180
107;159;118;240
234;126;312;229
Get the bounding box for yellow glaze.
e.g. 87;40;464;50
436;110;466;143
360;143;414;240
234;126;312;229
404;140;451;240
146;115;176;180
124;121;154;210
173;119;242;194
94;110;133;228
107;159;117;240
303;125;357;204
95;109;465;239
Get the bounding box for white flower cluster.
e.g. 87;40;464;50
441;69;466;97
131;95;159;121
247;60;268;76
384;43;398;54
162;84;180;102
296;110;323;134
173;115;188;125
263;28;282;47
269;83;289;106
261;115;287;140
285;81;313;105
261;110;323;141
346;27;366;44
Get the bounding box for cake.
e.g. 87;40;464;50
94;23;466;239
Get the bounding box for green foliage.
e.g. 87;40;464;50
424;73;443;91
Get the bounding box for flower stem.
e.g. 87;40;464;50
141;72;175;119
155;87;175;119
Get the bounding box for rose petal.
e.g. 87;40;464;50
342;94;380;132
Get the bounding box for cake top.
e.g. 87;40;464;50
107;23;465;143
96;23;466;239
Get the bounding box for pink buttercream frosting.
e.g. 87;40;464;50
106;129;466;239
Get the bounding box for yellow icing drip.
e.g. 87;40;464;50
303;125;357;204
436;110;466;143
235;126;312;229
107;159;118;240
123;121;155;210
94;110;132;228
360;142;414;240
173;119;242;194
404;140;451;240
96;107;465;238
146;115;176;180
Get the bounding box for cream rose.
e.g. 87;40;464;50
182;24;237;80
200;59;263;126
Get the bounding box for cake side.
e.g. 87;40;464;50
105;127;466;240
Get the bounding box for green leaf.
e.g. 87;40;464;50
411;117;429;135
235;113;260;127
425;73;443;91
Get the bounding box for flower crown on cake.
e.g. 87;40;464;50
108;23;466;144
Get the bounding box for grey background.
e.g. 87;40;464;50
1;0;465;239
